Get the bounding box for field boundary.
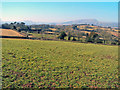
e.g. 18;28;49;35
0;36;37;39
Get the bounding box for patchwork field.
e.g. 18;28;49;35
0;29;24;37
2;39;118;88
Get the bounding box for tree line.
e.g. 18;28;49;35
2;22;119;45
58;31;104;44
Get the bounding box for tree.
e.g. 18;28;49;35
86;32;99;43
76;32;83;41
21;22;25;25
16;27;21;32
100;31;113;44
71;32;76;41
86;33;89;37
58;31;67;40
12;26;17;30
68;32;72;40
2;23;10;29
72;37;76;41
86;37;92;43
14;22;17;24
90;32;98;38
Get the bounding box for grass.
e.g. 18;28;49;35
2;39;118;88
32;33;58;39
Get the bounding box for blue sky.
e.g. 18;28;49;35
1;2;118;23
1;0;120;2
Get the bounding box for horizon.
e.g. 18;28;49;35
1;2;118;23
1;18;118;23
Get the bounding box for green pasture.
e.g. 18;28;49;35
2;39;118;88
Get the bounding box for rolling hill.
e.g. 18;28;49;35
0;29;24;37
61;19;118;27
1;19;118;27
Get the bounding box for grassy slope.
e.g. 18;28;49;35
2;39;118;88
0;29;24;37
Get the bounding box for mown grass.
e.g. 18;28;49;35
2;39;118;88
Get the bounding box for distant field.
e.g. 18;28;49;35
32;33;57;39
0;29;24;37
2;39;118;88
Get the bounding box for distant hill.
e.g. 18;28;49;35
62;19;99;25
61;19;118;27
1;19;118;27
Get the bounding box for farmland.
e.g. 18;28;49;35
2;22;119;45
0;29;24;37
2;39;118;88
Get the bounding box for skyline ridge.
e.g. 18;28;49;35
1;19;118;27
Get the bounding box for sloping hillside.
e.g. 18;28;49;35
2;39;118;88
0;29;24;37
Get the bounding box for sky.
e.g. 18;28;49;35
1;0;120;2
1;2;118;23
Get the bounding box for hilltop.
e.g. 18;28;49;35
61;19;118;27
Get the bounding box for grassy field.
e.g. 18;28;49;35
2;39;118;88
0;29;24;37
32;33;58;39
